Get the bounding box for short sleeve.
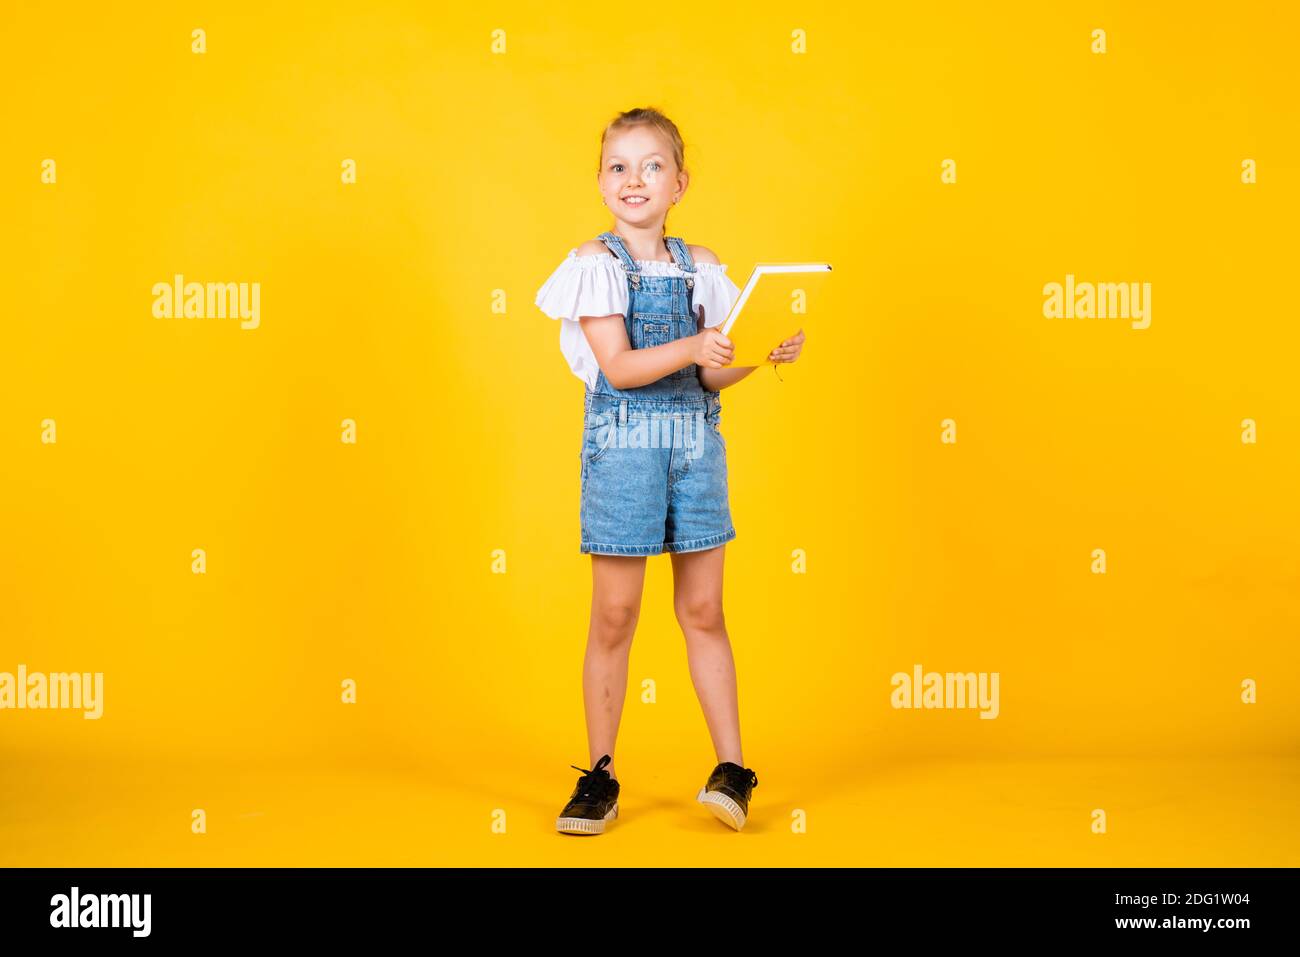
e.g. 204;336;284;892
691;262;743;329
536;250;629;389
535;250;628;322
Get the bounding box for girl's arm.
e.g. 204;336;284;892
580;314;733;390
697;366;758;390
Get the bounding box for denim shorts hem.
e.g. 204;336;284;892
663;529;736;553
580;541;665;556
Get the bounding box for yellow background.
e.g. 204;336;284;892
2;1;1296;866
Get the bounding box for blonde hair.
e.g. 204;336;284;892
598;107;686;175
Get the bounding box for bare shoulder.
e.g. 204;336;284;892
687;244;721;265
576;238;615;258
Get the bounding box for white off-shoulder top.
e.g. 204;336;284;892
535;249;743;390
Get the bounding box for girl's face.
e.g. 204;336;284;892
598;125;687;231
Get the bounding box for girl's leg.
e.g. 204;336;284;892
583;554;648;781
670;546;742;767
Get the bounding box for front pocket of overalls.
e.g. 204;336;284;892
634;317;672;348
582;411;614;464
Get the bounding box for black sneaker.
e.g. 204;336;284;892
696;761;758;830
556;754;620;835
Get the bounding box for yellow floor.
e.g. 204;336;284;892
3;750;1295;867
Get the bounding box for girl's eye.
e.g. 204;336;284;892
645;161;660;171
611;164;623;172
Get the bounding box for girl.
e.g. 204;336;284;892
534;107;805;835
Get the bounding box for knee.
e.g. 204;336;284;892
592;601;639;643
674;594;725;636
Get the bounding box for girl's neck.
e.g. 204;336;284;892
612;224;672;263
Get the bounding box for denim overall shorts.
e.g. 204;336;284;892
579;231;736;556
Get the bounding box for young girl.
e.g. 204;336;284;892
534;107;805;835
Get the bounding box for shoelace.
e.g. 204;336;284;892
570;754;613;800
721;763;758;792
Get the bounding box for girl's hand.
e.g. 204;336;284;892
693;329;735;368
693;304;734;367
769;329;805;363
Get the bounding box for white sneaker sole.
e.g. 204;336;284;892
697;787;746;830
556;802;618;835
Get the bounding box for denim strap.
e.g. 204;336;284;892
598;231;642;288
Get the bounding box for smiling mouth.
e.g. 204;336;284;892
621;196;649;205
